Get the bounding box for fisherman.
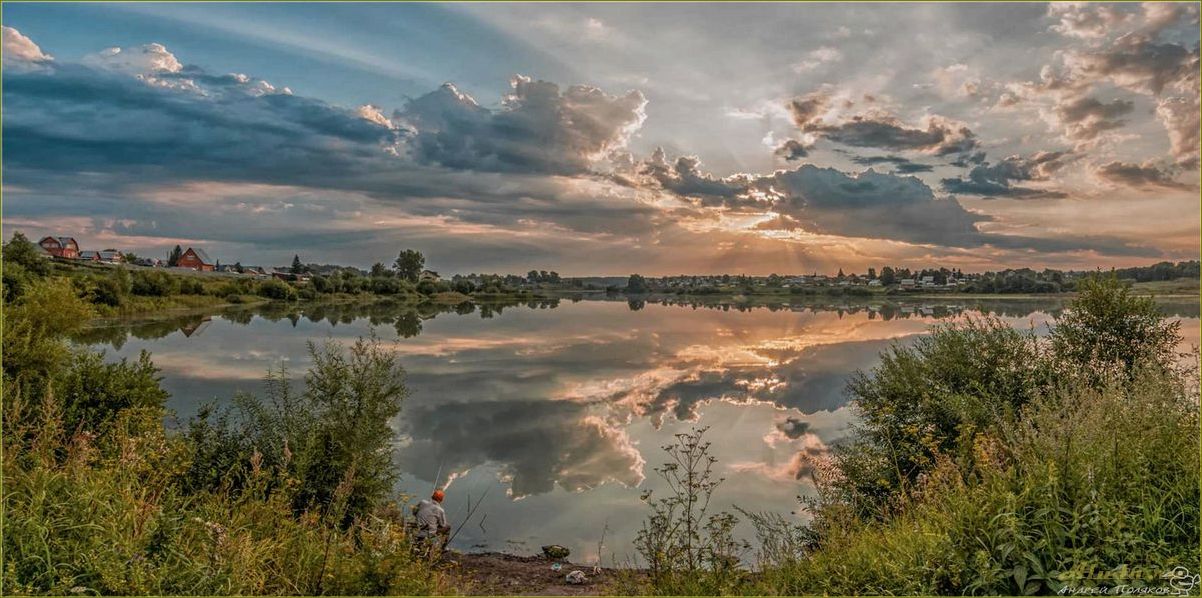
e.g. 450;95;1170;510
412;489;450;555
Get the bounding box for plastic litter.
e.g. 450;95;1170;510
565;570;587;585
550;563;563;572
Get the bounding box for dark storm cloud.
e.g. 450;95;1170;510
941;152;1071;199
398;77;646;175
1;63;399;181
774;139;811;161
634;150;1156;257
637;148;756;206
1;34;664;259
1094;161;1192;190
775;417;811;439
849;154;933;173
784;91;978;156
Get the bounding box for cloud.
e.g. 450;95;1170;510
637;148;756;206
848;154;934;173
398;76;647;175
792;46;843;72
83;43;183;75
774;139;811;161
1094;160;1191;189
785;91;979;156
397;399;645;498
941;151;1072;199
1048;3;1134;39
775;416;811;439
2;26;52;69
1054;95;1134;141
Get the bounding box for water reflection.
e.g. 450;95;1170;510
76;297;1199;562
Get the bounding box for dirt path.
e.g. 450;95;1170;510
444;552;639;595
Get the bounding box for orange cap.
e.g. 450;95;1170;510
432;489;445;502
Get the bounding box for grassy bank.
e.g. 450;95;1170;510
628;275;1199;595
2;277;453;595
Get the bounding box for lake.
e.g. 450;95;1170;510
77;296;1200;565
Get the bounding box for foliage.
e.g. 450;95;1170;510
2;280;447;595
131;270;179;297
256;279;298;301
184;337;408;526
836;317;1049;517
1050;274;1180;382
393;249;424;283
626;274;649;294
745;268;1199;596
635;427;748;594
3;232;51;276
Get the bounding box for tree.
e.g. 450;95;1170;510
626;273;649;294
527;270;541;284
167;245;183;267
880;266;896;285
291;254;304;274
2;232;50;276
867;267;877;280
394;249;424;283
836;268;845;279
370;262;390;278
233;261;244;274
121;251;139;264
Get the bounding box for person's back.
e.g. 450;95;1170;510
414;497;448;539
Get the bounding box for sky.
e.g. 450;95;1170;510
2;2;1199;275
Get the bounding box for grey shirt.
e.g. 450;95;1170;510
414;499;448;538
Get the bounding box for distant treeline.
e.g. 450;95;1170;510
959;260;1198;294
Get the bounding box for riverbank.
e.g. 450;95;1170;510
446;552;640;596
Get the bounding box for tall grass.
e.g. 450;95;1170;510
2;278;450;595
635;274;1199;596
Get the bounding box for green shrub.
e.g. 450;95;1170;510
256;279;297;301
58;350;169;436
185;337;408;526
131;270;178;296
89;277;124;307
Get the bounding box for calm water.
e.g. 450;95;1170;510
78;297;1200;564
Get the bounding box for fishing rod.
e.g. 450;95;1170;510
448;485;491;545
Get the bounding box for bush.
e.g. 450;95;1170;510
751;268;1198;596
256;278;297;301
177;277;206;295
58;350;169;436
370;276;403;295
835;317;1049;517
185;337;408;526
131;270;178;296
89;277;124;307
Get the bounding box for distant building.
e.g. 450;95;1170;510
178;247;215;271
79;250;101;261
899;278;917;289
868;279;883;287
920;275;936;286
98;249;123;264
133;257;162;267
38;236;79;259
420;269;441;282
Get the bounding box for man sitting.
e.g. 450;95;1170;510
412;489;450;556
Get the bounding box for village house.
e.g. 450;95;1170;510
98;249;123;264
899;278;917;289
79;250;101;261
177;247;216;271
38;236;80;259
